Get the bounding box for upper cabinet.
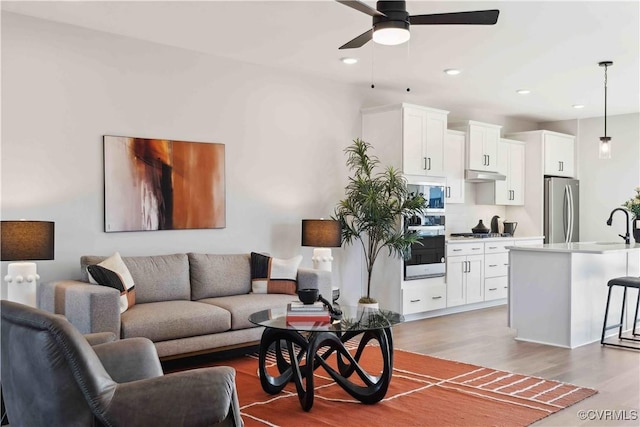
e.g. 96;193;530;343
450;121;502;172
543;132;575;177
402;105;449;177
506;130;576;178
444;130;465;204
362;103;449;178
476;138;525;205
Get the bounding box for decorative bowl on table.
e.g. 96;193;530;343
297;288;319;304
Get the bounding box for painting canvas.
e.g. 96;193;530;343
104;136;225;232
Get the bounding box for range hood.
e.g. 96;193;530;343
465;169;506;182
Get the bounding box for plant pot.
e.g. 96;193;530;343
633;217;640;243
358;301;379;310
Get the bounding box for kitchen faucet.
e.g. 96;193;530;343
606;208;630;244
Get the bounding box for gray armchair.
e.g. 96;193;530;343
1;301;243;427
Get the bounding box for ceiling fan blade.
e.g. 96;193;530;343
339;29;373;49
336;0;386;17
409;10;499;25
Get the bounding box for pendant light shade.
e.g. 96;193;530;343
598;61;613;159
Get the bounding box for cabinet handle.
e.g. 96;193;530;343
503;286;508;289
427;157;431;170
488;246;497;249
558;161;562;171
471;247;481;250
488;288;498;291
446;186;451;198
410;299;421;303
453;249;462;252
504;263;509;266
487;155;490;166
489;264;498;267
432;296;442;300
423;157;427;170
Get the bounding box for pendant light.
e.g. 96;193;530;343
598;61;613;159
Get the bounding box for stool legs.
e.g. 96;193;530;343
601;284;640;350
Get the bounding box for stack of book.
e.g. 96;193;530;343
286;301;330;326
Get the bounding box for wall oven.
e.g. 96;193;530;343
404;214;446;280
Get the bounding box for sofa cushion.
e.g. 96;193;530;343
82;254;190;304
188;253;252;300
120;300;230;342
250;252;302;295
86;252;136;313
200;293;297;330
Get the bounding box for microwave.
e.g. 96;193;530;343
407;183;446;214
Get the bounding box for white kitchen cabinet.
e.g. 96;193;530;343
361;104;449;178
543;132;575;177
446;242;484;307
484;240;512;301
444;130;465;204
506;130;575;178
402;105;449;177
476;138;525;206
450;121;502;172
402;279;447;314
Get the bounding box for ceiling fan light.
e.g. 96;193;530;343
373;20;410;46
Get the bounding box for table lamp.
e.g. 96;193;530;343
1;220;55;306
301;219;342;272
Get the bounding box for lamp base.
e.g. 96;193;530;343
311;248;333;272
4;262;39;307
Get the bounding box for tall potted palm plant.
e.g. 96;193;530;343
334;138;426;304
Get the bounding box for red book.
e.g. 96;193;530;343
285;313;331;323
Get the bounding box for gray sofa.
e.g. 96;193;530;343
39;253;331;359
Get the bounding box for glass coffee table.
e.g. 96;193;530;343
249;305;404;411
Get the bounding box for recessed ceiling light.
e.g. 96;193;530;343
572;104;585;109
340;57;358;65
516;89;531;95
444;68;461;76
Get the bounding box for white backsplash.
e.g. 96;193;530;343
445;182;507;234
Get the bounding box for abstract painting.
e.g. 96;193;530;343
103;136;225;232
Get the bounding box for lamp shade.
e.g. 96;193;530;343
1;221;55;261
301;219;342;248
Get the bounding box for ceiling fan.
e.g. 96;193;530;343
336;1;500;49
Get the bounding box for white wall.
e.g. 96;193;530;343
0;12;544;306
541;113;640;243
1;12;364;297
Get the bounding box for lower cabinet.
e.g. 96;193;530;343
447;254;484;307
446;241;485;307
402;278;447;314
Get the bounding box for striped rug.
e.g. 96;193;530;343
183;346;597;426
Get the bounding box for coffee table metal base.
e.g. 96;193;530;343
258;327;393;411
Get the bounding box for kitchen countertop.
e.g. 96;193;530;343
446;236;544;243
507;241;640;254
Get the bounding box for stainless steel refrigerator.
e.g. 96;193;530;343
544;177;579;244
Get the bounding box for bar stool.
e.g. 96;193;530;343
601;276;640;350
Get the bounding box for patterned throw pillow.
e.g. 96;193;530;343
87;252;136;313
251;252;302;295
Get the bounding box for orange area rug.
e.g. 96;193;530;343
176;347;597;426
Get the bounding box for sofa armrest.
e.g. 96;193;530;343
39;280;121;336
93;337;163;383
297;268;332;299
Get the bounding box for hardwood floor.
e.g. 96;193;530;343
393;306;640;426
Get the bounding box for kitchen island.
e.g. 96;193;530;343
508;242;640;348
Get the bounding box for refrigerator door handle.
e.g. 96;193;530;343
567;184;574;242
563;185;569;243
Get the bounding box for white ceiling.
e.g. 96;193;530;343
3;0;639;122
